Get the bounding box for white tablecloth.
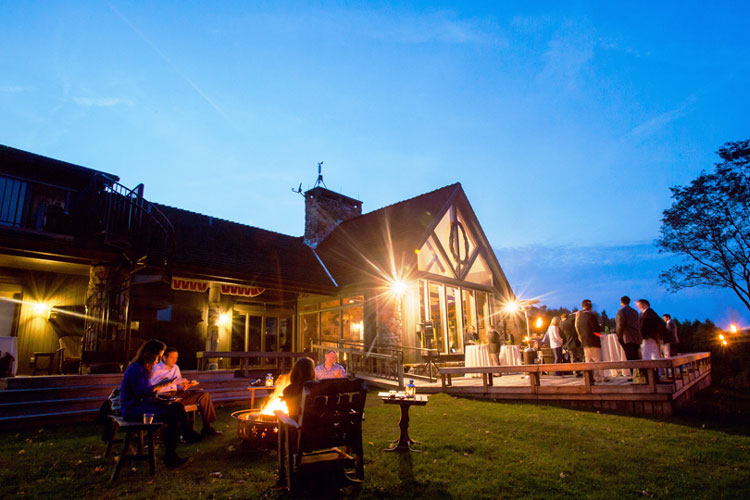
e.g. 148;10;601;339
0;336;18;376
464;344;492;378
499;345;522;366
600;334;629;377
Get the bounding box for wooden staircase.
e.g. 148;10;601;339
0;370;271;429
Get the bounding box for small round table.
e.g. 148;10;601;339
381;394;429;452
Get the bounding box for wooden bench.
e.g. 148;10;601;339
106;416;164;482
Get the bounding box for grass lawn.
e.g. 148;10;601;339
1;392;749;499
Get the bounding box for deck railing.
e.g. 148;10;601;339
438;352;711;397
195;351;312;377
310;340;406;389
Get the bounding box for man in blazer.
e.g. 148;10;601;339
575;299;607;382
636;299;662;361
616;296;642;361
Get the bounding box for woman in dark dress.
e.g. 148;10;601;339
282;357;316;420
119;339;201;467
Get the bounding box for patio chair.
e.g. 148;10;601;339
275;378;367;494
58;335;82;374
31;348;62;375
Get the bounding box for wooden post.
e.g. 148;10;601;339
646;368;656;392
583;370;593;393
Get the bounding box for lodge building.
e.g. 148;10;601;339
0;145;517;376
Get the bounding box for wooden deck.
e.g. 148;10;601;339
359;352;712;417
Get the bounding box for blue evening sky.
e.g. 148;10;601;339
1;1;748;325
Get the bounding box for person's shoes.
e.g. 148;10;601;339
202;426;223;436
182;430;204;443
164;453;188;468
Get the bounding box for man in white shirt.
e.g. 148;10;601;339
315;350;346;379
150;347;221;436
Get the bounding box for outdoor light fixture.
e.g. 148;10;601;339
502;300;520;314
730;324;738;334
217;313;231;326
536;317;543;329
719;334;725;340
32;301;51;319
722;339;728;346
391;279;406;296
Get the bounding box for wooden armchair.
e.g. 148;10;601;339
274;378;367;493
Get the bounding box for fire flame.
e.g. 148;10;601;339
260;373;291;416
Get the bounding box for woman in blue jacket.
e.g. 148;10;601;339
120;339;201;467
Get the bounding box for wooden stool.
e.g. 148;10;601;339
106;415;164;482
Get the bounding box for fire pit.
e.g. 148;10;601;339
231;373;291;448
231;409;279;448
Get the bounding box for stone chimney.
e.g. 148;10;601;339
304;186;362;248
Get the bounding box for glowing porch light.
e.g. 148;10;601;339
32;301;51;318
722;339;728;346
391;279;407;296
535;317;543;329
730;324;738;334
217;313;231;326
719;334;725;340
502;300;520;314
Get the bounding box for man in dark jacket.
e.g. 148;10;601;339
636;299;662;360
575;299;607;382
662;314;678;357
560;313;583;374
616;296;642;361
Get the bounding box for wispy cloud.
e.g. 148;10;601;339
376;13;504;45
625;95;696;142
72;96;134;107
538;34;595;90
0;85;30;93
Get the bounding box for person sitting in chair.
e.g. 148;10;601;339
315;350;346;379
283;357;316;420
120;339;202;467
150;347;222;436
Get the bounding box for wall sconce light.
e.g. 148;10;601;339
32;301;52;319
390;279;406;296
217;313;231;327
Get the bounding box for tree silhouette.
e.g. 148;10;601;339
657;140;750;313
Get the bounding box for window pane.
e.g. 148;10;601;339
264;317;278;352
343;305;364;342
429;282;445;353
418;280;426;324
248;315;262;352
476;292;489;344
279;317;292;351
231;312;245;352
446;286;460;353
465;253;493;286
417;236;453;277
320;309;341;342
321;299;340;309
300;313;318;352
461;289;477;344
301;303;318;312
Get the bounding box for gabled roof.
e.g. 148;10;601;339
154;204;336;293
315;183;462;286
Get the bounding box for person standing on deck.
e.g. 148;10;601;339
636;299;662;361
662;314;678;357
616;296;642;361
575;300;608;382
560;312;583;376
488;323;502;366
